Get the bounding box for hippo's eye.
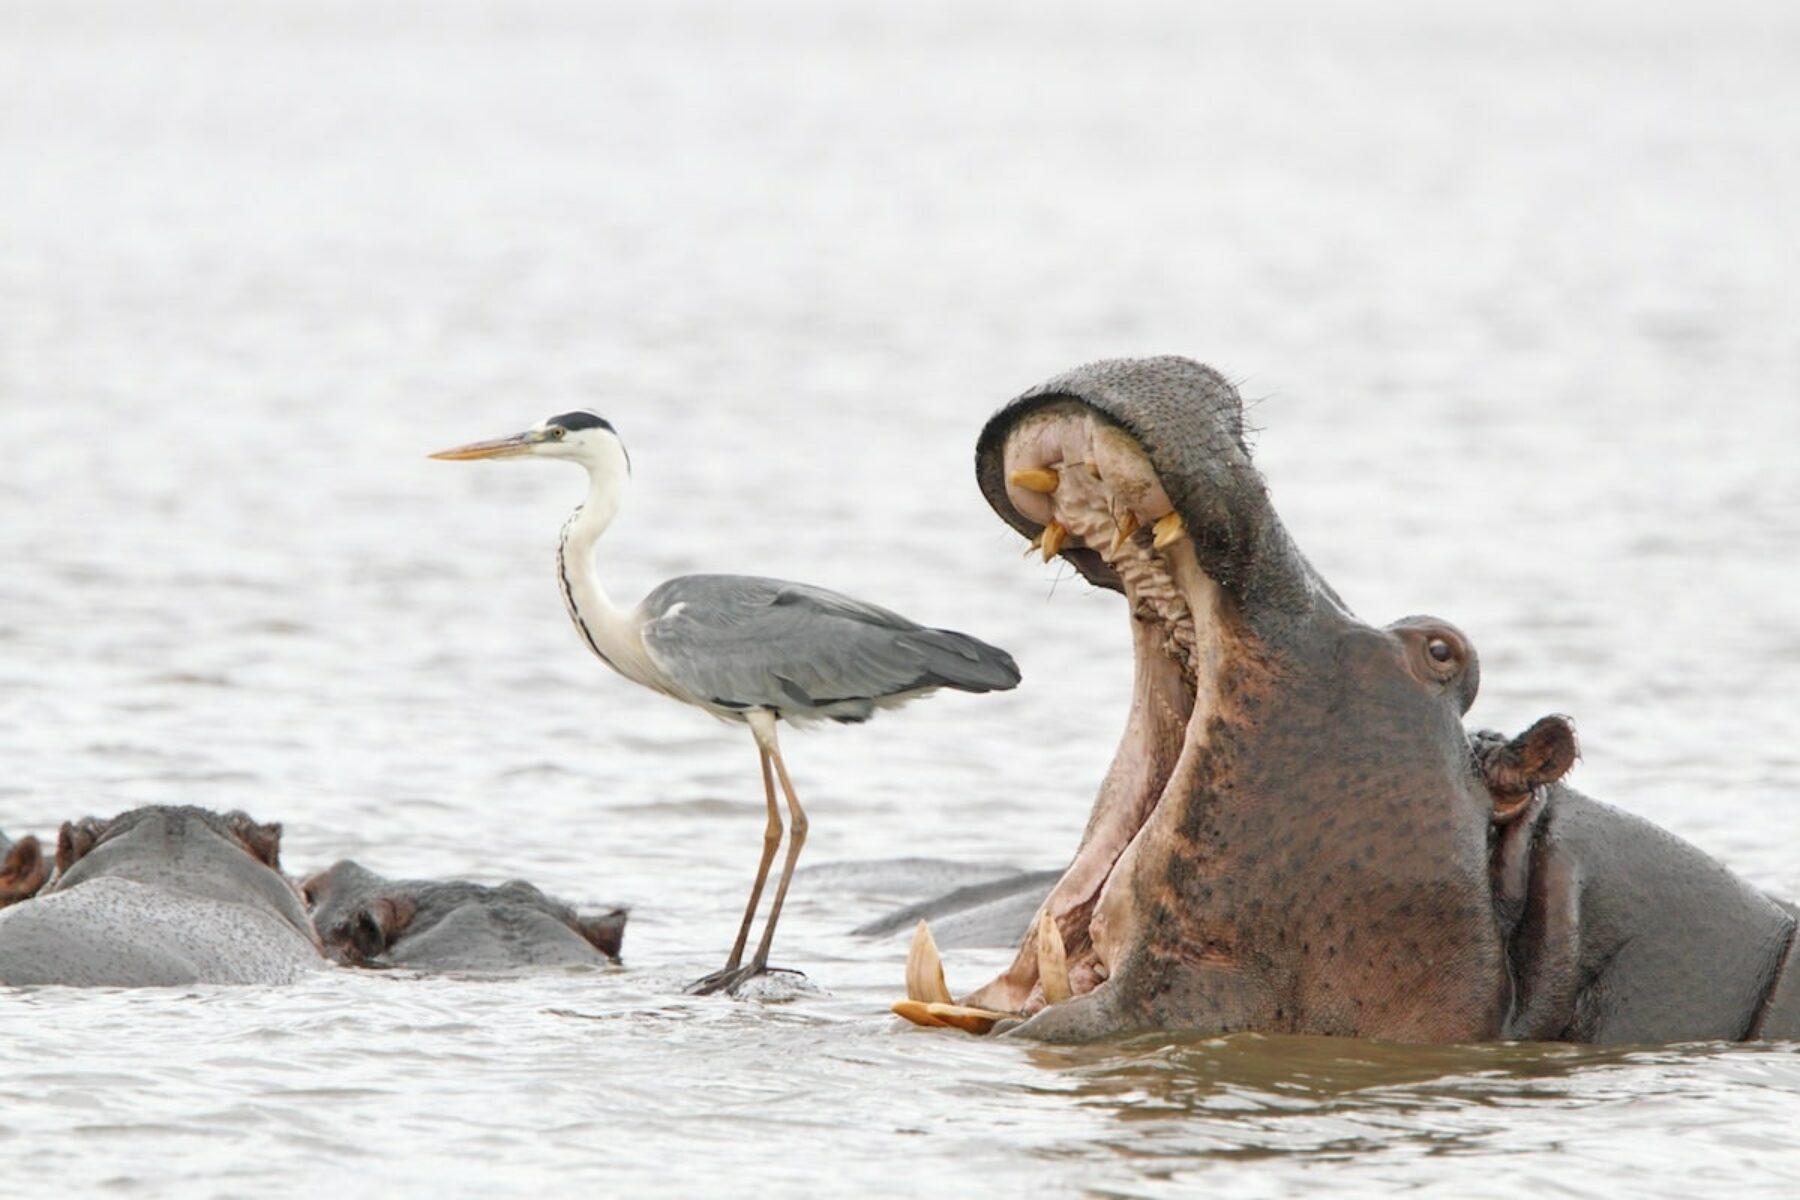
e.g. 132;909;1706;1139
1392;617;1476;699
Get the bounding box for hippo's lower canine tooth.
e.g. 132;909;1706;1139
1010;467;1060;494
906;920;954;1005
891;999;950;1027
1036;910;1072;1005
1152;511;1186;551
922;1003;1015;1035
1041;520;1069;561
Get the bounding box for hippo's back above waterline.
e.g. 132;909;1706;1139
0;806;324;988
0;877;320;987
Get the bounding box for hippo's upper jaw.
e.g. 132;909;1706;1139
975;357;1330;624
919;357;1564;1042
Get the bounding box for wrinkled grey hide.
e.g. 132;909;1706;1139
0;807;322;987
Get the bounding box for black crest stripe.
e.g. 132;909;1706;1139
550;411;613;433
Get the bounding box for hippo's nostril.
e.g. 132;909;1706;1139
350;909;387;961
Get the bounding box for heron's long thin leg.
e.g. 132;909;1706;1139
721;744;782;972
747;733;808;972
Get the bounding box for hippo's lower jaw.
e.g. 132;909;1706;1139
901;401;1250;1036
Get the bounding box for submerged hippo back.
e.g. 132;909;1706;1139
383;901;616;972
0;806;322;988
0;877;320;987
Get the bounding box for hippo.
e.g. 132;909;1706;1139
892;355;1799;1044
0;831;49;908
854;868;1063;950
301;860;627;972
0;806;322;987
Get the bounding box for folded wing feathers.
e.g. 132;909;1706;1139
641;575;1020;711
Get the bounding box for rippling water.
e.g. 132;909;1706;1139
3;0;1798;1194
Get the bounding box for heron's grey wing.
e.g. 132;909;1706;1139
639;576;1019;716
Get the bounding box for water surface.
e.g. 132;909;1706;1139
2;0;1798;1195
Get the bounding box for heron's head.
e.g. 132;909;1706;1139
430;410;630;477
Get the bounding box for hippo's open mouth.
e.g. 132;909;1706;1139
899;384;1262;1033
993;403;1229;1006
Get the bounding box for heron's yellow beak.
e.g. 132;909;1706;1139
428;431;544;461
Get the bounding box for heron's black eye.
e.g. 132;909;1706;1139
549;428;566;440
1427;637;1454;663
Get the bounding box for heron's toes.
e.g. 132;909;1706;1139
686;965;749;996
685;963;806;997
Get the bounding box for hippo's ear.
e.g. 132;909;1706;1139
1477;715;1579;823
577;907;629;961
55;817;108;874
223;813;284;871
298;869;329;909
0;835;49;906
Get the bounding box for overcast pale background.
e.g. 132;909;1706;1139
2;0;1797;1196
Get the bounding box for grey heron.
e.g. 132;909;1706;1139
430;411;1021;994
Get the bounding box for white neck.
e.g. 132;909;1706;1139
555;461;662;689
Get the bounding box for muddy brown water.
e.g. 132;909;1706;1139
2;0;1798;1195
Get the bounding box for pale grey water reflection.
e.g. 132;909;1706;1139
2;0;1799;1195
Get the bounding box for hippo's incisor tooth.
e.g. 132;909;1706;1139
1109;509;1140;556
922;1002;1015;1035
1152;511;1186;551
1041;520;1068;561
1024;533;1043;559
905;919;954;1005
1036;910;1072;1005
1009;467;1060;494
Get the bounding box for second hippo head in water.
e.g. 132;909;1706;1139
302;860;627;973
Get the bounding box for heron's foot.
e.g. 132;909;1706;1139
686;962;806;997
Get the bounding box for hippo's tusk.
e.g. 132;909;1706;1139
1036;910;1072;1005
891;998;950;1027
905;919;954;1005
896;921;1021;1033
1010;467;1061;494
1041;520;1069;561
892;999;1017;1034
919;1002;1016;1035
1109;509;1140;556
1152;511;1186;551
